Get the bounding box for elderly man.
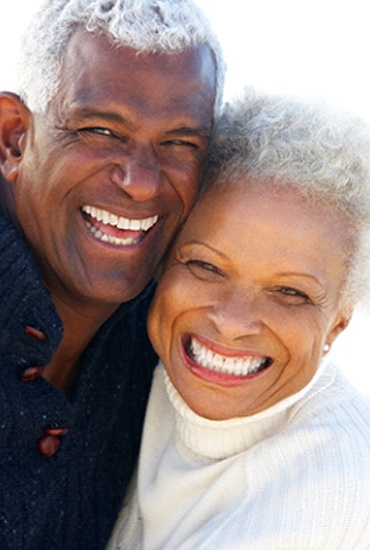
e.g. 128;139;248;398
0;0;223;548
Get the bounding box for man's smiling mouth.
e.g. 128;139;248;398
81;205;158;246
186;336;271;377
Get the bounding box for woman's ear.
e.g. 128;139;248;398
326;311;352;349
0;92;31;182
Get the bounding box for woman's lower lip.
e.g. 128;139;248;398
181;345;265;388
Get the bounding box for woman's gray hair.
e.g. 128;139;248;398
16;0;225;114
205;88;370;312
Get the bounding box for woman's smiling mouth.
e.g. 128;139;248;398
184;335;272;380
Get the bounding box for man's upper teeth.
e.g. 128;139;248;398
82;205;158;231
190;337;267;376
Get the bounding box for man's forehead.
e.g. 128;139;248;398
64;28;216;79
54;31;216;128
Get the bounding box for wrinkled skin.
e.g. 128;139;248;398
149;183;351;420
0;29;216;391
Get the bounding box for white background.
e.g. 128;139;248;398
1;1;370;395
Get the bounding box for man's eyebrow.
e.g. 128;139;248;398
70;107;132;127
164;126;211;139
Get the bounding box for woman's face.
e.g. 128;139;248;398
148;182;351;420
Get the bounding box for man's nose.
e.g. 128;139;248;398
111;147;161;201
208;290;263;340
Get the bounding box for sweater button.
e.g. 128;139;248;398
38;428;68;457
38;434;61;457
24;326;47;340
19;366;43;382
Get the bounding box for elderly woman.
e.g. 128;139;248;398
108;90;370;549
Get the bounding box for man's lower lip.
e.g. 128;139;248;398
182;346;265;387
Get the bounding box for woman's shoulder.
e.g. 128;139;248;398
290;362;370;427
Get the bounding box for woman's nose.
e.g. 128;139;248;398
208;290;263;340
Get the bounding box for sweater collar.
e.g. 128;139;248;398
163;360;330;460
0;212;63;370
0;210;155;373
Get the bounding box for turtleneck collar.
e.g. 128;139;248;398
162;359;331;460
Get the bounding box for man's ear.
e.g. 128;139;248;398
0;92;31;182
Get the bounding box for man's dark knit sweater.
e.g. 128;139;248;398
0;212;158;549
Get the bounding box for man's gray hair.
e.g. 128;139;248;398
16;0;225;114
205;88;370;312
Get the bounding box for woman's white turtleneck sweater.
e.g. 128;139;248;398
108;361;370;550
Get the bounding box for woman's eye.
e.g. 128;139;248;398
277;287;311;304
185;259;222;280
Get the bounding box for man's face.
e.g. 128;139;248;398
11;29;216;308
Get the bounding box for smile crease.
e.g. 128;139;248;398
189;337;270;376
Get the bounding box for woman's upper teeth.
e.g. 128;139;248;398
190;337;267;376
82;205;158;231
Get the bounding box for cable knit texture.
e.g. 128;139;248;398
0;212;158;550
108;362;370;549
